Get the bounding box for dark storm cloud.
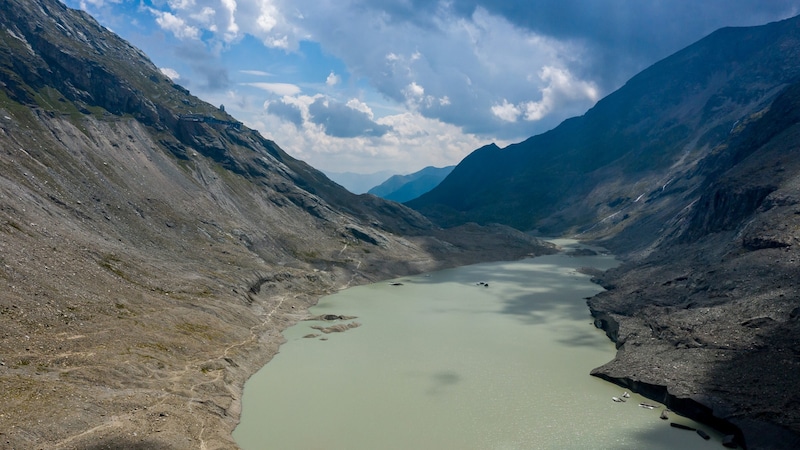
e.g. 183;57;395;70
351;0;444;29
294;0;797;142
266;100;303;127
448;0;799;89
308;98;392;138
354;0;798;91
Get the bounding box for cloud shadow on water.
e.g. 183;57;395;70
409;256;609;326
427;370;461;396
394;254;620;355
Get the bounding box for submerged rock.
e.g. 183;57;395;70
310;322;362;334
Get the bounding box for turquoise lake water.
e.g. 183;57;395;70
234;240;723;449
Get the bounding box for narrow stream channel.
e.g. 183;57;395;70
234;240;723;449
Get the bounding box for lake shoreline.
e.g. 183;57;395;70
234;241;724;448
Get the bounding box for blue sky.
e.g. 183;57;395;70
62;0;798;174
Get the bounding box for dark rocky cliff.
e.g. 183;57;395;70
0;0;555;448
588;81;800;449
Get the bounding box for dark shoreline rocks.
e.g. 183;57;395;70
587;244;800;449
310;322;362;334
305;314;358;322
590;361;744;446
580;80;800;450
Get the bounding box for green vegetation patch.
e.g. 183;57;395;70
0;89;40;129
97;253;126;279
0;219;24;234
175;321;220;341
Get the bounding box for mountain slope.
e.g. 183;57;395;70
589;80;800;449
408;15;800;448
0;1;554;448
368;165;454;202
408;16;800;235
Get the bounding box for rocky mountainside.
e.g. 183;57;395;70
408;15;800;236
410;14;800;449
368;165;454;202
589;79;800;450
0;0;554;448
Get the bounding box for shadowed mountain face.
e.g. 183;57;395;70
368;165;455;203
588;80;800;449
411;14;800;448
0;0;554;448
408;16;800;236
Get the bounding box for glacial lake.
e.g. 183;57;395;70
234;240;723;449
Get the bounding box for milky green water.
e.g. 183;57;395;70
234;240;723;449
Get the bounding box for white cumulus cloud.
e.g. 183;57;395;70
160;67;181;80
491;66;599;123
326;71;341;87
491;99;521;123
151;10;200;40
404;82;425;99
131;1;603;138
522;66;599;121
345;98;373;117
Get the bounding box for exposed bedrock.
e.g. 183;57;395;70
583;81;800;449
588;242;800;449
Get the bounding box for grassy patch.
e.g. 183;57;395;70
1;219;23;233
98;254;125;278
297;249;320;260
176;322;220;341
0;89;40;130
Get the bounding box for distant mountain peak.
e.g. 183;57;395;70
408;14;800;233
368;165;455;203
